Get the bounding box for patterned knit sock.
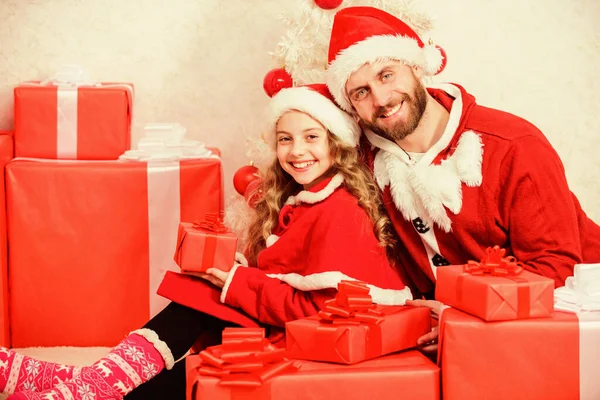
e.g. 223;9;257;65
0;347;81;394
8;329;174;400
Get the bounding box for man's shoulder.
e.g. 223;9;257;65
464;103;545;142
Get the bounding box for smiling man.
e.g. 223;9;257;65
326;6;600;352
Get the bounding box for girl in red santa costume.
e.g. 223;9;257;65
2;83;411;400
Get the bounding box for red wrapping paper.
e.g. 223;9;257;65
286;305;431;364
174;221;237;274
6;156;223;347
187;349;440;400
435;247;554;321
14;83;132;159
438;308;600;399
0;133;13;347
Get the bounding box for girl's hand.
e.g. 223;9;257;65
196;268;229;288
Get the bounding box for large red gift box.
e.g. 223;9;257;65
286;280;431;364
174;221;237;274
435;246;554;321
186;349;440;400
0;133;13;347
6;155;223;347
439;308;600;399
14;82;133;159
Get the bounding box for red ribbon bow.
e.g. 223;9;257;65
193;213;229;233
196;328;299;387
318;280;384;325
464;246;524;276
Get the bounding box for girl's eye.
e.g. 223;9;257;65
277;136;291;142
307;134;319;140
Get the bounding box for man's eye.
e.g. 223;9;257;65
382;72;393;81
353;88;368;101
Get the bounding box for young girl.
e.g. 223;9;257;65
3;84;411;400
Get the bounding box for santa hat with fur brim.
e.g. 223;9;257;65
326;6;447;112
264;84;360;149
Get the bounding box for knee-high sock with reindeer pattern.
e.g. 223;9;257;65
8;329;174;400
0;348;81;394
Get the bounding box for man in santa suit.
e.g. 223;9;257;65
325;6;600;352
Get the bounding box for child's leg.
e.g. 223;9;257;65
0;349;81;394
124;359;186;400
9;302;228;400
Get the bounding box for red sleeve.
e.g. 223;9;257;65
499;135;581;287
222;266;335;327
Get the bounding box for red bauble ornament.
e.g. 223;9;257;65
263;68;293;97
244;178;264;208
436;45;447;74
233;164;259;195
314;0;343;10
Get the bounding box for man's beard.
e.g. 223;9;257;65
362;79;427;142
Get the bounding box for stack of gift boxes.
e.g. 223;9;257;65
180;238;600;399
0;68;225;348
436;246;600;399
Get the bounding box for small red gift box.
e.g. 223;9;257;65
439;308;600;399
14;81;133;159
0;133;13;347
174;218;237;274
435;246;554;321
285;281;431;364
186;327;440;400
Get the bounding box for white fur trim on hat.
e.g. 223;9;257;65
327;35;444;112
265;86;360;148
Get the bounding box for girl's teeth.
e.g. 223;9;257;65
292;161;315;168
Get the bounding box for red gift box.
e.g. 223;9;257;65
435;246;554;321
6;155;223;347
14;82;133;159
286;281;431;364
187;344;439;400
174;220;237;274
439;308;600;399
0;133;13;347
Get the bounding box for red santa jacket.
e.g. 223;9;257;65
362;83;600;295
221;174;411;327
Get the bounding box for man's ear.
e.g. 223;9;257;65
412;65;425;79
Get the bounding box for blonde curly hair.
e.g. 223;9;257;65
245;132;396;267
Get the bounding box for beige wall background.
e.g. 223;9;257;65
1;0;599;221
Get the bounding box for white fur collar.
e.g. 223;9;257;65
366;84;484;232
285;174;344;206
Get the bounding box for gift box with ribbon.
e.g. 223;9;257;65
435;246;554;321
0;133;13;347
174;216;237;274
285;281;431;364
186;327;440;400
6;149;222;347
14;66;133;159
438;306;600;399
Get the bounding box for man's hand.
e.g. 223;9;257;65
405;299;445;356
405;299;444;319
194;268;229;288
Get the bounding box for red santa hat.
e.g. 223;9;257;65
326;6;446;112
264;83;360;149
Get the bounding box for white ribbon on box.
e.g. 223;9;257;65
555;263;600;400
120;123;219;316
21;65;134;159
